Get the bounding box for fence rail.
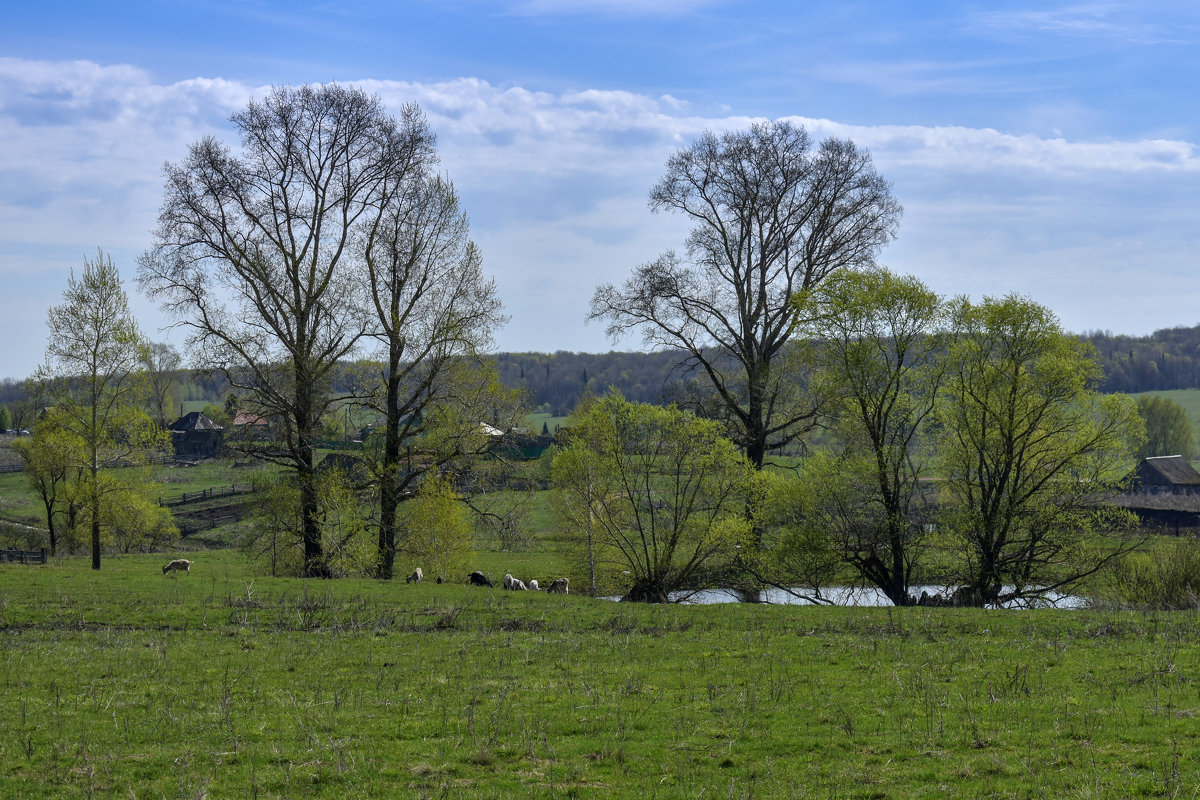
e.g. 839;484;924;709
0;548;47;564
162;484;254;507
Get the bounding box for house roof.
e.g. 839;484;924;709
232;410;268;426
1139;455;1200;486
168;412;223;431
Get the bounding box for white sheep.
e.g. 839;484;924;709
406;567;423;584
503;573;528;591
547;577;569;594
162;559;192;576
528;579;539;591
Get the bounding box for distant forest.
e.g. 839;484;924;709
5;325;1200;413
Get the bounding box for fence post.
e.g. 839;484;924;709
40;548;47;564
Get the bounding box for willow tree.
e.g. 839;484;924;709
937;295;1144;607
141;85;435;577
791;269;946;606
591;121;901;468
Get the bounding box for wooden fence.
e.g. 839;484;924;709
0;548;47;564
162;484;253;507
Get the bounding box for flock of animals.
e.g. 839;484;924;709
163;559;568;594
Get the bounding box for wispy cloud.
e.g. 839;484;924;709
502;0;719;18
966;3;1186;44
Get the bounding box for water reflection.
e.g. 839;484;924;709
609;585;1086;608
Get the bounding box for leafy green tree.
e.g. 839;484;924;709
1135;395;1194;458
936;295;1145;607
240;467;373;578
34;250;165;570
11;412;85;555
398;471;475;583
785;269;946;605
0;405;11;432
552;393;754;601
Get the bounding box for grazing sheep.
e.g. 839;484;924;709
502;573;528;591
528;579;539;591
468;571;494;587
406;567;423;584
162;559;192;576
547;577;569;594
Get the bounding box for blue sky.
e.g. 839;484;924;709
1;1;1198;379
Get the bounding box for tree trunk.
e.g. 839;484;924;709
295;380;326;578
377;358;403;580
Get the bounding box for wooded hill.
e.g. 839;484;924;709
6;325;1200;414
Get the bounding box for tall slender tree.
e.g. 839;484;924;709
36;250;161;570
356;175;508;579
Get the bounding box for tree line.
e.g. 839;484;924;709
10;87;1153;607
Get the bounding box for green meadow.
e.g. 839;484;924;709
1;552;1197;799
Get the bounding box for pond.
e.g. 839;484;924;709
608;585;1087;608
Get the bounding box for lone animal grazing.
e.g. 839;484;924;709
528;579;539;591
547;577;569;594
406;567;423;584
162;559;192;576
468;571;494;587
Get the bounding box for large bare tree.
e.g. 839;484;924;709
355;174;509;579
140;84;434;577
591;121;901;468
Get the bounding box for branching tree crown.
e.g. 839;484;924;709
591;120;901;467
936;294;1145;607
36;250;163;570
140;84;436;577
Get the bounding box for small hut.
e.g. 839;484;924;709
168;412;224;459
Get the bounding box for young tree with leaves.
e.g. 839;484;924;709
35;250;164;570
1135;395;1194;458
936;295;1145;607
787;269;946;605
553;393;754;602
143;342;181;428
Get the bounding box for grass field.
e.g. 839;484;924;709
1;551;1197;799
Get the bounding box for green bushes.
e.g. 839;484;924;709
1103;537;1200;609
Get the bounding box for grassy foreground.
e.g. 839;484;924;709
1;552;1197;799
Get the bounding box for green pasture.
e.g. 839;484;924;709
1;552;1197;799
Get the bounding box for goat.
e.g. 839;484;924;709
162;559;192;576
468;571;494;587
547;577;569;594
528;579;539;591
502;573;528;591
405;567;423;584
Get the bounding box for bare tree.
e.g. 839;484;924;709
591;121;901;468
140;84;434;577
142;342;181;427
356;175;508;579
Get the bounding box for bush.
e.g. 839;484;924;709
1103;538;1200;609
